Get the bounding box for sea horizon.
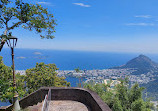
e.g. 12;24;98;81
1;48;158;70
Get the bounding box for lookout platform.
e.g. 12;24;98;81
0;87;111;111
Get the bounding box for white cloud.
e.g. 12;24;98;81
126;23;155;26
73;3;91;7
135;15;151;18
16;56;26;59
37;2;53;6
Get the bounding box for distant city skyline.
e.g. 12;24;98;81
1;0;158;53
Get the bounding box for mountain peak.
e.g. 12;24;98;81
138;54;150;59
135;54;152;62
138;54;147;58
112;54;158;75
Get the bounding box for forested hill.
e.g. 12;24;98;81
111;54;158;75
141;78;158;100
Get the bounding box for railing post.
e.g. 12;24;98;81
42;89;51;111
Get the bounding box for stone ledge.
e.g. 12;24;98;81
0;87;112;111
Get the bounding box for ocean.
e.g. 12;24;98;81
1;48;158;107
0;48;149;70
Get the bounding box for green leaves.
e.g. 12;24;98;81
0;56;70;102
129;83;145;103
0;0;57;51
0;0;10;5
74;67;80;73
0;56;12;102
25;62;70;93
0;56;26;102
12;2;56;39
84;79;153;111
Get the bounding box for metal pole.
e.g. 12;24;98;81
11;47;20;111
11;47;16;89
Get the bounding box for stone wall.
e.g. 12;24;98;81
50;87;111;111
0;87;112;111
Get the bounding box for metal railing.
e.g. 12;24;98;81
42;89;51;111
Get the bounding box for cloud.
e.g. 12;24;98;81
125;23;155;26
16;56;26;59
73;3;91;7
135;15;151;18
37;2;53;6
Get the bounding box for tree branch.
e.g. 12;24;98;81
0;18;5;24
0;40;5;52
8;21;22;30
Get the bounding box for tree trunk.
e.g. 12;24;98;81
0;40;5;51
0;29;8;52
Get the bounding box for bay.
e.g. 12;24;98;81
65;77;86;87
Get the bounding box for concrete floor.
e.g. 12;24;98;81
48;100;89;111
27;100;90;111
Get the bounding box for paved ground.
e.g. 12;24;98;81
26;100;90;111
48;100;90;111
27;102;43;111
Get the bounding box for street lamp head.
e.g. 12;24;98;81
6;36;18;48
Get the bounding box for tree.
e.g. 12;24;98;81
0;0;56;51
112;97;123;111
84;79;153;111
0;56;12;101
74;67;80;73
0;56;26;102
0;60;70;102
25;62;70;94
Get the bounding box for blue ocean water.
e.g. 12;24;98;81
65;77;86;87
0;48;153;70
0;101;10;107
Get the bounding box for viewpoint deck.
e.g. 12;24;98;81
0;87;111;111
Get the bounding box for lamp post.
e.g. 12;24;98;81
6;36;20;111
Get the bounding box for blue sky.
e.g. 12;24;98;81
2;0;158;53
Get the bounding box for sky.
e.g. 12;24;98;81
2;0;158;53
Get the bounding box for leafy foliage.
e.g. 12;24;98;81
141;78;158;100
25;62;70;93
0;56;12;101
0;0;56;51
0;57;70;102
0;56;25;102
84;79;154;111
74;67;80;73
